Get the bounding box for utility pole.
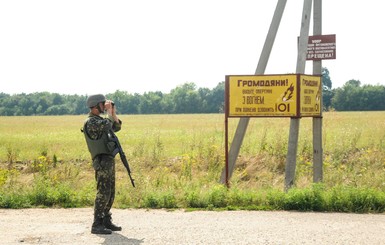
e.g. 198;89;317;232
220;0;288;184
312;0;323;183
284;0;313;191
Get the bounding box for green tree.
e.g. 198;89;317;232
360;84;385;110
197;87;210;113
321;67;333;110
126;93;141;114
332;80;361;111
322;67;332;90
52;93;63;105
138;91;164;114
207;81;225;113
331;80;385;111
107;90;133;114
169;83;201;113
35;92;52;114
61;94;87;114
45;105;71;115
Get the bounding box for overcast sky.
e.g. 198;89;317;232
1;0;383;95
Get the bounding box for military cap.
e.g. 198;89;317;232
86;94;106;108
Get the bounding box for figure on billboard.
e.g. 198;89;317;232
281;84;295;102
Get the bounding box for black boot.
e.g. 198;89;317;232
91;218;112;234
103;214;122;231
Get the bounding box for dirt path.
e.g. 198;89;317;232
0;208;384;244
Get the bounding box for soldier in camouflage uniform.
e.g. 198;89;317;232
83;94;122;235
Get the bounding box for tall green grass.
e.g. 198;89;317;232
0;112;385;212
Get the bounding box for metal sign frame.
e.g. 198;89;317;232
221;0;328;190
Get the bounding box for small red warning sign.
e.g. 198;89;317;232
306;34;336;61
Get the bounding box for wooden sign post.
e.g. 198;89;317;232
221;0;333;191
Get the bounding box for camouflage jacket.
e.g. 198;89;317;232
85;113;122;140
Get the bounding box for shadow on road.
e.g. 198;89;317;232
99;232;144;245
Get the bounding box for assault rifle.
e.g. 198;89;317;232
109;130;135;187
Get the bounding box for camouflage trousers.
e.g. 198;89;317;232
92;154;116;219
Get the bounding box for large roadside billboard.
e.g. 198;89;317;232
226;74;321;117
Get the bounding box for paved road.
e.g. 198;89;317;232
1;208;384;244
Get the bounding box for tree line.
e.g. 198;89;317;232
0;82;225;116
321;68;385;111
0;68;384;116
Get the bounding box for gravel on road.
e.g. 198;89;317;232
1;208;384;245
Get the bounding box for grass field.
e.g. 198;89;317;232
0;112;385;211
